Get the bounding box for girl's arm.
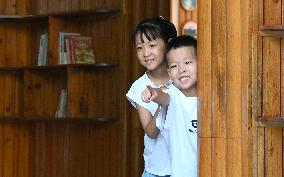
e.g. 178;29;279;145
136;104;160;139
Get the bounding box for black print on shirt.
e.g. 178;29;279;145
189;120;198;133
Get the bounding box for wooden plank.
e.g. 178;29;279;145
16;0;29;15
67;123;89;177
39;0;48;14
226;0;242;138
4;73;15;116
16;25;28;66
197;0;212;138
0;25;6;67
0;0;6;14
241;0;253;176
0;124;3;176
5;25;17;66
212;138;226;177
17;123;29;177
226;139;242;177
3;124;15;177
63;123;70;177
14;71;23;116
0;73;5;116
262;37;281;116
263;0;281;25
257;128;265;177
198;138;212;177
265;128;283;177
6;0;16;14
88;124;119;177
211;0;227;138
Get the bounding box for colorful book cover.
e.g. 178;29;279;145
70;36;95;64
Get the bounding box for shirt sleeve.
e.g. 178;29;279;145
126;80;151;113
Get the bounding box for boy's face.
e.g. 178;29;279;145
135;33;166;71
167;46;197;96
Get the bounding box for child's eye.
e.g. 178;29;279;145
136;46;142;50
185;60;192;64
149;44;157;48
170;65;177;69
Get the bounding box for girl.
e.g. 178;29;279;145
126;17;177;177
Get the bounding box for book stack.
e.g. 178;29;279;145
59;32;96;64
37;33;49;66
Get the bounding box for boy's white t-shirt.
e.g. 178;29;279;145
126;73;171;176
164;84;198;177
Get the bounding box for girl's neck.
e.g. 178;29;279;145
147;63;169;86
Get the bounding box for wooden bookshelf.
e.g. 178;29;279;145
259;25;284;37
0;1;123;176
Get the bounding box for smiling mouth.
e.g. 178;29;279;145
145;59;154;64
179;76;190;82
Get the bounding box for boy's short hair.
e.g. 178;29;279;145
166;35;197;54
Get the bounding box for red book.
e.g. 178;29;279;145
69;36;96;64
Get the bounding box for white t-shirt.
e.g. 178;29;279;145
164;84;198;177
126;73;171;176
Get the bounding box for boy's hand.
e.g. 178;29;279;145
141;85;158;103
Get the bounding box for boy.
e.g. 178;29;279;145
141;35;198;177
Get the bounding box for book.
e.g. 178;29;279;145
55;89;67;118
37;33;48;66
69;36;95;64
59;32;80;64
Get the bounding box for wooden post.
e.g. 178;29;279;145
198;0;253;176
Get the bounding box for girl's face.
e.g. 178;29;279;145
167;46;197;96
135;33;166;71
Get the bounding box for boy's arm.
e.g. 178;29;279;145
141;85;170;106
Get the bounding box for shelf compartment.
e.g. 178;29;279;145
24;69;67;118
0;71;24;117
259;25;284;37
257;116;284;127
67;67;118;119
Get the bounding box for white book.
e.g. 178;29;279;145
55;89;67;118
37;34;45;66
42;33;49;65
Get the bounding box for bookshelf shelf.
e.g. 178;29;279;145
0;66;25;71
0;63;118;71
0;116;119;123
0;14;48;22
257;116;284;127
0;8;120;22
259;25;284;37
26;63;118;70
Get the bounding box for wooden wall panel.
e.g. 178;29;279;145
198;0;212;138
198;0;253;177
